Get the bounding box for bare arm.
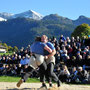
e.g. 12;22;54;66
44;45;52;53
47;49;56;58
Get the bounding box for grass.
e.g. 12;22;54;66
0;76;40;83
0;76;90;86
0;52;13;56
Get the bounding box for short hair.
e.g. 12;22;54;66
42;35;48;40
35;36;41;41
78;66;82;70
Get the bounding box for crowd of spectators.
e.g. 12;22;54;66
0;35;90;84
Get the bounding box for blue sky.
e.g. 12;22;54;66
0;0;90;20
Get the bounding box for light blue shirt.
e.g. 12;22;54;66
44;42;55;55
20;58;30;65
30;41;46;55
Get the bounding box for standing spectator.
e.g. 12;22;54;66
55;51;60;64
76;36;81;48
66;37;71;45
67;45;73;58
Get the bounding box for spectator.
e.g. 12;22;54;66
66;37;71;45
58;65;70;82
16;64;22;76
67;45;73;57
0;35;90;84
75;67;89;84
55;51;60;64
70;67;78;83
0;64;6;75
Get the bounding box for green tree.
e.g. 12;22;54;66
71;23;90;38
2;43;8;51
13;46;18;52
8;46;13;52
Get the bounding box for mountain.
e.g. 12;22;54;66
0;12;13;19
13;10;43;20
0;17;75;48
0;17;7;21
43;14;90;26
42;14;73;24
0;10;43;20
0;10;90;24
0;10;90;48
73;15;90;25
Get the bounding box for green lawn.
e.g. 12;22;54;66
0;76;40;83
0;52;13;56
0;76;90;86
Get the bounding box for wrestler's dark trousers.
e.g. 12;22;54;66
39;61;47;82
22;66;34;82
46;62;59;82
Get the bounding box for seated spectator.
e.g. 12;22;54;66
23;49;28;57
17;55;22;64
58;65;70;82
26;45;31;54
16;64;22;76
76;52;82;66
11;64;17;76
20;56;26;69
5;56;9;64
24;54;30;65
75;67;89;84
70;67;78;83
2;64;11;75
0;64;6;75
54;65;61;77
86;55;90;66
20;55;30;69
22;64;29;74
1;56;6;63
20;56;26;65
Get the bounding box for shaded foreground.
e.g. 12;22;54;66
0;82;90;90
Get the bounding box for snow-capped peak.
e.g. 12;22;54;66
13;10;43;20
30;10;43;18
0;17;7;21
0;10;43;20
0;12;14;19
